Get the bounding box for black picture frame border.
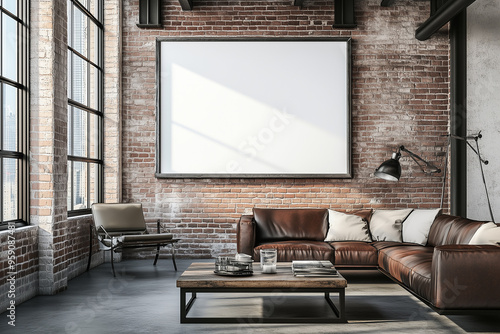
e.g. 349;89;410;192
155;37;352;179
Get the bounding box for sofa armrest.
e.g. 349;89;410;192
432;244;500;310
236;215;255;257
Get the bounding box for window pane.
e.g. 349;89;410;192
3;158;18;221
89;112;99;159
72;107;87;157
3;84;17;151
2;14;17;81
68;0;102;215
72;5;88;57
67;105;72;154
3;0;17;16
73;161;88;210
0;0;27;225
67;50;72;97
88;21;100;65
67;0;72;46
89;163;98;205
75;0;100;21
72;54;88;105
67;161;72;209
89;64;99;110
89;0;100;21
77;0;88;9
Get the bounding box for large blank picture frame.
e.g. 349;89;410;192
156;38;351;178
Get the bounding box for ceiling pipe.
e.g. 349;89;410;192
415;0;476;41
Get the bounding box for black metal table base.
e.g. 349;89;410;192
180;287;346;323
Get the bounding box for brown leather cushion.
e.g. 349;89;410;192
371;241;409;251
428;214;486;247
409;258;433;303
445;217;485;245
253;240;334;262
432;245;500;309
328;241;378;267
237;215;255;256
378;245;434;302
253;208;328;243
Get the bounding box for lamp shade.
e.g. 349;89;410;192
374;153;401;181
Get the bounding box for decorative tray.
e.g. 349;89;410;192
214;270;253;277
214;255;253;277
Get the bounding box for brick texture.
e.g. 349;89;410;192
2;0;120;301
0;226;38;311
121;1;451;258
30;0;70;295
104;0;123;203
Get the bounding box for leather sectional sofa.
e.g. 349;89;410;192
236;208;500;313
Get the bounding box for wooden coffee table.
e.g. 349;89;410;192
176;262;347;323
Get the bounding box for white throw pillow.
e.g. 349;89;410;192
469;222;500;245
325;209;372;242
370;209;413;242
402;208;442;245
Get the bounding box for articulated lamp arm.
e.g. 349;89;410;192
399;145;441;174
443;132;494;221
448;133;489;165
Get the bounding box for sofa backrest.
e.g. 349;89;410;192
253;208;328;243
427;214;486;246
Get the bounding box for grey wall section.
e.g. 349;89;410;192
467;1;500;221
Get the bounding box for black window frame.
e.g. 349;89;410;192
67;0;104;217
0;0;29;230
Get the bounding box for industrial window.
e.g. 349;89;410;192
0;0;29;229
67;0;103;216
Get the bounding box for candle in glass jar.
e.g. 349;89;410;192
261;263;276;274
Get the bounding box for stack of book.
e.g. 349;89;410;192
292;260;338;277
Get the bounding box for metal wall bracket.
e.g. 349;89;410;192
137;0;162;28
431;0;450;15
380;0;396;7
333;0;357;29
178;0;193;11
415;0;476;41
294;0;304;7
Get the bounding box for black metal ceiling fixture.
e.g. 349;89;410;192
415;0;476;41
137;0;162;27
178;0;193;11
381;0;477;41
333;0;356;28
380;0;395;7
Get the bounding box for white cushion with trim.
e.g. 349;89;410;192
402;208;442;245
370;209;413;242
325;209;372;242
469;222;500;245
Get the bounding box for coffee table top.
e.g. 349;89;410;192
176;262;347;289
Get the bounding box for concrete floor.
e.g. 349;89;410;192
1;259;499;334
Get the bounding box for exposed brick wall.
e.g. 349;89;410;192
66;217;103;280
104;0;124;203
9;0;120;302
0;227;38;311
30;0;70;295
121;0;450;258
